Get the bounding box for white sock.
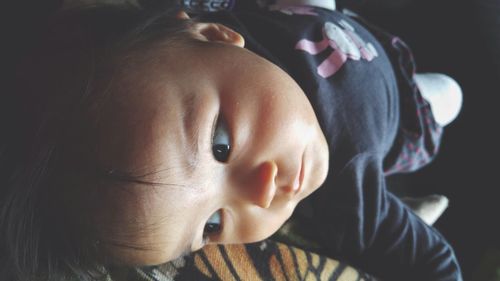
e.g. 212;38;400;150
414;73;463;127
402;194;449;225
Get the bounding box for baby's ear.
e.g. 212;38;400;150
175;10;244;47
190;22;245;47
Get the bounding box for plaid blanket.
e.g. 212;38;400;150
108;240;375;281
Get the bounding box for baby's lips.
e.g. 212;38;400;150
294;155;305;195
293;174;300;192
281;154;303;195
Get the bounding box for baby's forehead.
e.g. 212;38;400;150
94;82;185;161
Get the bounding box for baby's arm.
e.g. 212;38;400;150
354;157;461;280
313;153;462;280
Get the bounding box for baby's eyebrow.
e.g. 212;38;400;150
182;93;201;172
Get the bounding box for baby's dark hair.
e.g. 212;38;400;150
0;3;195;281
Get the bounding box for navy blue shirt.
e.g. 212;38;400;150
187;2;462;280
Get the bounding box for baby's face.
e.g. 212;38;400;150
95;23;329;265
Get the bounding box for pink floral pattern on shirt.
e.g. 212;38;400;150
296;20;379;78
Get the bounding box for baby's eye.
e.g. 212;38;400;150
204;210;222;236
212;115;231;162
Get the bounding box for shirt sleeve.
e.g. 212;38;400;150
308;152;463;281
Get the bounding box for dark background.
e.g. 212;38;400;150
344;0;500;279
2;0;499;280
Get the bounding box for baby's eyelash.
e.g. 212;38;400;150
210;112;219;146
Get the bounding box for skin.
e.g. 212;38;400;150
93;14;329;266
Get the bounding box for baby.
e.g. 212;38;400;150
0;0;463;280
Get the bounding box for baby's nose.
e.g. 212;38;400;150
249;161;278;209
